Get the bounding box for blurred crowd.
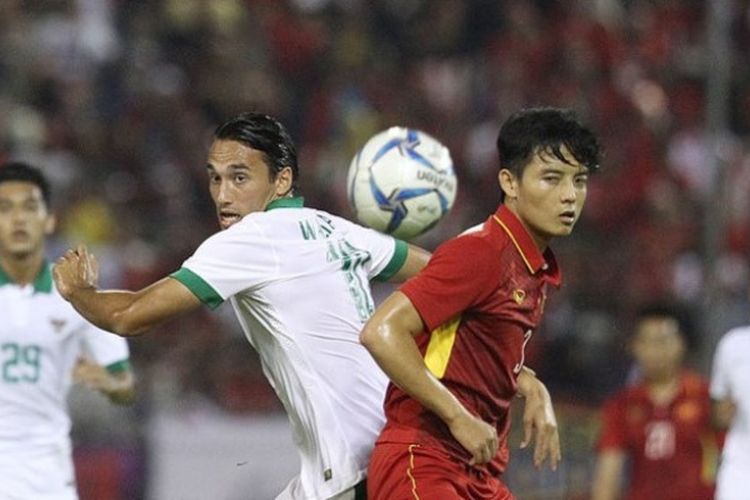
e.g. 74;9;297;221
1;0;749;427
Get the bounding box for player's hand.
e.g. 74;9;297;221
53;245;99;300
517;369;561;470
447;410;498;466
73;357;113;392
75;357;135;404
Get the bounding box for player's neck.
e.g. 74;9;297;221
0;250;45;286
501;202;551;252
645;373;681;406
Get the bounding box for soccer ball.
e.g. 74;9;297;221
347;127;457;240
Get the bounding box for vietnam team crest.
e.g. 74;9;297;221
512;289;526;304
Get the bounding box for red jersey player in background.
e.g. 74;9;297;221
360;107;603;499
591;303;721;500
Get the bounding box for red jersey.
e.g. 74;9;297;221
378;205;561;476
596;371;719;500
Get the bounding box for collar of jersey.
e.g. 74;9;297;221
492;205;561;285
265;196;304;211
0;261;53;293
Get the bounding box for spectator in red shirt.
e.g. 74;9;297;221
592;303;720;500
360;107;602;499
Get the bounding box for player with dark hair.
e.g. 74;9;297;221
496;107;601;202
361;107;602;499
592;303;719;500
0;162;135;500
213;112;301;198
53;111;429;499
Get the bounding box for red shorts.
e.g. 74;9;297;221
368;441;514;500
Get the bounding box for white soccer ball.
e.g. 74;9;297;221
347;127;457;240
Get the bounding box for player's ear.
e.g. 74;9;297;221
498;169;518;200
274;166;293;197
44;213;56;235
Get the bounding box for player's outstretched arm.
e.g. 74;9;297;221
591;449;626;500
360;291;498;465
73;358;136;405
516;366;560;470
387;244;431;282
53;245;202;337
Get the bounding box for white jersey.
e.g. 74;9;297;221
0;263;130;499
172;198;405;500
710;325;750;500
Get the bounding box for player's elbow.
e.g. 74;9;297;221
360;320;388;356
109;311;150;337
361;292;418;358
107;386;136;406
359;322;378;352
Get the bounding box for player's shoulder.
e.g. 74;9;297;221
304;208;396;242
681;370;710;395
717;325;750;351
304;207;351;228
600;385;638;416
608;380;649;405
721;325;750;342
249;205;345;232
200;207;319;244
418;230;505;288
255;206;386;249
241;205;318;227
436;219;511;260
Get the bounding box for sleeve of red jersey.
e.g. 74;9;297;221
596;394;627;452
400;234;499;332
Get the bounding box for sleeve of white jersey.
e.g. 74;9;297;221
170;219;278;309
81;323;130;372
710;332;732;400
344;219;408;281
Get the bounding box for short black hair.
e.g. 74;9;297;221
0;162;51;206
496;107;602;201
213;112;299;194
633;302;697;350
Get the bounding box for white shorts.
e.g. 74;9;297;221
0;445;77;500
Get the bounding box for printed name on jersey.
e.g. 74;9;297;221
299;214;336;240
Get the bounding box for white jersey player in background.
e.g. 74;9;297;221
53;112;558;499
710;308;750;500
0;162;135;500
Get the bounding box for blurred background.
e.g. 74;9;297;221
1;0;749;498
